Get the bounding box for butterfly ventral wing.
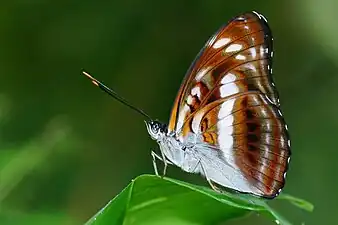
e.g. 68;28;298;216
167;11;290;198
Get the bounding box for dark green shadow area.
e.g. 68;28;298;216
85;175;313;225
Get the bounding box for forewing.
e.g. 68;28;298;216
168;11;279;134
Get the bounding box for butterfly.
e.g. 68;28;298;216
83;11;291;199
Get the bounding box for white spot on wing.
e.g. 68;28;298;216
218;99;235;119
218;131;233;150
260;46;265;57
186;95;193;105
235;54;246;60
220;83;239;97
245;63;257;72
176;105;190;130
250;47;257;58
218;99;235;153
213;38;231;49
191;110;205;134
221;73;237;84
191;86;201;99
225;44;242;53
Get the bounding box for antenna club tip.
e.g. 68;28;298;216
82;71;152;120
82;70;100;87
82;70;92;78
91;80;99;87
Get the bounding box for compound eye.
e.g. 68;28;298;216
152;124;159;133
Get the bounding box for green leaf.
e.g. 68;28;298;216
85;174;312;225
277;193;314;212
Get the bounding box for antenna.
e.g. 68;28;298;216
82;70;152;121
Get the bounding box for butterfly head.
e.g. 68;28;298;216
145;120;167;141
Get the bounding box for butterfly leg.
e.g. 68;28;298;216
199;161;222;193
152;151;173;165
151;150;173;177
151;150;160;176
160;149;168;178
191;158;202;173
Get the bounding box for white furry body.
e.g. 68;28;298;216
154;132;262;195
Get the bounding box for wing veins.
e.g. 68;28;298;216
195;29;265;76
177;55;270;132
201;99;276;132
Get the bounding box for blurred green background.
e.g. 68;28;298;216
0;0;336;224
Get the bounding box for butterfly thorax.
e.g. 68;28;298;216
145;120;200;172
